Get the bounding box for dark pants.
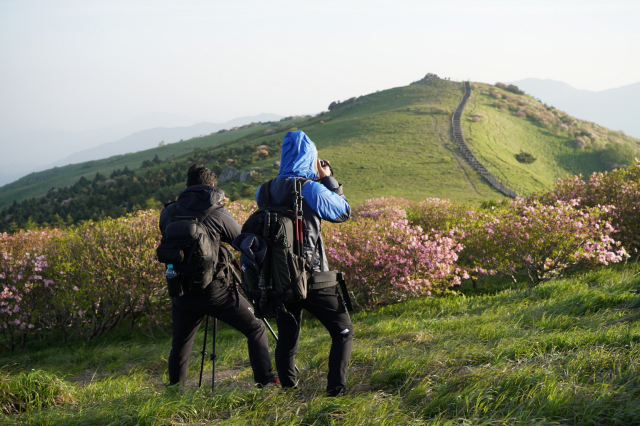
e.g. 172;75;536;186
168;281;275;386
275;286;353;394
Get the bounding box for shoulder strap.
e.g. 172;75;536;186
257;177;310;209
199;205;219;223
257;180;272;207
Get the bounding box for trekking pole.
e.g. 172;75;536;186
211;317;217;393
295;179;304;256
198;315;209;388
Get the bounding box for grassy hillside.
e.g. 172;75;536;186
2;264;639;424
462;82;640;194
0;122;278;211
3;76;640;232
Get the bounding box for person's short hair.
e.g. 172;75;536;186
186;164;217;187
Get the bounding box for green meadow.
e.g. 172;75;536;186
461;83;638;195
2;263;639;425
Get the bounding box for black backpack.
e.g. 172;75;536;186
156;204;220;297
235;178;309;317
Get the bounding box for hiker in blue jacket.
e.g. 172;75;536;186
257;130;353;397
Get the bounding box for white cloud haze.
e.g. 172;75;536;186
0;0;638;170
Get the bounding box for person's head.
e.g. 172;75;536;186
276;130;319;180
186;164;217;187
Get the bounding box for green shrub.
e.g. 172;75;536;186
505;84;525;95
599;142;635;170
515;151;537;164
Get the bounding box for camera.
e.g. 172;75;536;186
319;159;333;177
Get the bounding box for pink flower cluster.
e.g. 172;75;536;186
0;230;60;350
352;197;410;221
459;198;627;287
223;199;258;226
533;159;640;254
0;211;168;350
323;211;465;307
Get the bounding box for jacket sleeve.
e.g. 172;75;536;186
302;178;351;223
202;207;241;246
216;207;242;245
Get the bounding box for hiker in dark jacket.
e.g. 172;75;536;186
256;130;353;397
159;164;276;387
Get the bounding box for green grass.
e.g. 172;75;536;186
2;263;640;424
462;83;640;195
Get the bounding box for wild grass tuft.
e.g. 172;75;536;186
0;368;74;414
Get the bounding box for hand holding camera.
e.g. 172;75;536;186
317;158;333;179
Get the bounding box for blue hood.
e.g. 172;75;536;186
276;131;318;180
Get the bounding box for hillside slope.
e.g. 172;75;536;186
512;78;640;139
0;122;276;211
461;82;640;194
2;76;639;231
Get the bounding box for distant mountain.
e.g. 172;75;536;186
1;112;200;165
0;113;282;186
43;113;283;169
509;78;640;138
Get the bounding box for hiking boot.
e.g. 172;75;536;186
257;377;280;388
326;387;347;397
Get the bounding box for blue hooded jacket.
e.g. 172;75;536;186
256;130;350;272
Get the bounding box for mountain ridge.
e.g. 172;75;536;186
510;78;640;138
0;113;283;187
1;76;639;231
40;113;284;170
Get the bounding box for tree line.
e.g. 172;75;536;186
0;139;282;233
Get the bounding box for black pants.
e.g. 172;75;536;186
275;286;353;394
168;281;275;386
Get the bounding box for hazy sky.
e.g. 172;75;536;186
1;0;639;134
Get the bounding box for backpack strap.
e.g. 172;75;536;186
172;204;219;221
257;178;310;208
198;205;219;224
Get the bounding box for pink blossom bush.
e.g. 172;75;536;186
224;199;257;225
0;211;167;350
532;160;640;254
459;199;627;288
352;197;411;221
407;198;467;231
323;216;465;307
51;210;167;341
0;230;60;350
1;190;634;349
